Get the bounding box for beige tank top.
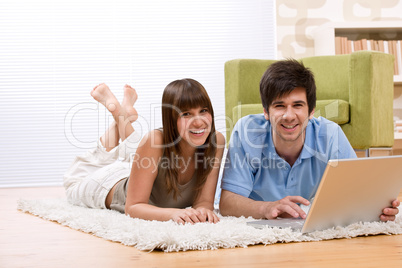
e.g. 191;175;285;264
110;156;198;213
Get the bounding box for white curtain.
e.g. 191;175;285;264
0;0;276;187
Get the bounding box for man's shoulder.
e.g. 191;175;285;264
310;116;342;134
233;114;270;140
230;114;269;153
305;116;355;159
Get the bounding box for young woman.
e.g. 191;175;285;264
64;79;225;224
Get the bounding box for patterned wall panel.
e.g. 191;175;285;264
276;0;402;59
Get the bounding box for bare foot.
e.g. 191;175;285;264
122;84;138;123
123;84;138;105
91;83;121;116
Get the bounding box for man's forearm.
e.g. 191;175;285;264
219;190;267;219
220;190;311;220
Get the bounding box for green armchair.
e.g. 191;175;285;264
225;51;394;150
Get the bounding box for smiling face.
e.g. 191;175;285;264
177;106;213;149
264;87;314;149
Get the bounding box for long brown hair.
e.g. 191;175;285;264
161;78;217;200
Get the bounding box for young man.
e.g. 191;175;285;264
219;59;399;221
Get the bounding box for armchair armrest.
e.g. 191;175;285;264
347;51;394;149
303;51;394;149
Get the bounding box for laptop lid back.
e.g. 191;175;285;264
302;156;402;233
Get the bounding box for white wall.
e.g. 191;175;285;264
0;0;277;187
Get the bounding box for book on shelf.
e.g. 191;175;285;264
397;42;402;78
334;37;402;76
378;40;385;52
395;120;402;133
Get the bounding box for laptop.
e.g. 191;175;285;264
247;155;402;233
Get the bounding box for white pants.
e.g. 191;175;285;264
63;131;141;209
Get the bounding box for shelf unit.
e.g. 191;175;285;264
313;21;402;85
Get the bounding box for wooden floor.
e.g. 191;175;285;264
1;187;402;268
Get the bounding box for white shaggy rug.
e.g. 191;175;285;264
17;198;402;252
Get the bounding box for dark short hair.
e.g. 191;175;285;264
259;59;316;114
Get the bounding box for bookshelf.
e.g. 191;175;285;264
313;21;402;85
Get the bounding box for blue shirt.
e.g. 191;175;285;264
221;114;357;201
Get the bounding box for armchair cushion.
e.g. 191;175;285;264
314;99;349;125
232;104;263;126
